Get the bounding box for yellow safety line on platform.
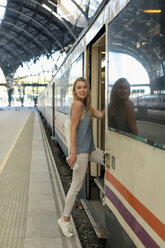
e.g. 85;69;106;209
0;111;32;175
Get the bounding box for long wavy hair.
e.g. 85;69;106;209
108;78;130;119
72;77;92;118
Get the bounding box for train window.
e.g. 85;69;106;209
55;54;83;114
107;0;165;149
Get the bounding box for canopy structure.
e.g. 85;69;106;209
0;0;104;78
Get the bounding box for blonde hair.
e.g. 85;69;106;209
72;77;92;118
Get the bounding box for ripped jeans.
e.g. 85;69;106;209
63;148;104;217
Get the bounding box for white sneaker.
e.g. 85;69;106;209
57;217;73;237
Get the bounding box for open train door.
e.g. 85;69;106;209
82;29;106;237
90;32;105;194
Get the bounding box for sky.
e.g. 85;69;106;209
109;52;150;85
0;50;66;83
0;0;7;23
0;68;5;83
14;51;66;79
0;1;7;83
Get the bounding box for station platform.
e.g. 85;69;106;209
0;108;82;248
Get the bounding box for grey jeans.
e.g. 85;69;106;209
63;148;104;217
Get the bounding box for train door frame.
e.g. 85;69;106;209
86;27;106;200
52;82;55;138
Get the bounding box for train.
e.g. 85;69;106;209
38;0;165;247
132;94;165;110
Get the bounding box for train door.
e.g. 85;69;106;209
90;33;105;199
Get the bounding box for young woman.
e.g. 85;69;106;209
108;78;138;135
58;77;105;237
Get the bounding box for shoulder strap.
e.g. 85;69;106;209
82;105;86;111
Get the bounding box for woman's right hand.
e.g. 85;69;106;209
66;154;77;169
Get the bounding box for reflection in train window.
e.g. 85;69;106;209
55;54;83;110
108;0;165;148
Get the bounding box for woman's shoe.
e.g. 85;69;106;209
57;217;73;237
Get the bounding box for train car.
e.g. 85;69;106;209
38;82;54;134
38;0;165;247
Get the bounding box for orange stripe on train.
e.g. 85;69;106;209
105;170;165;241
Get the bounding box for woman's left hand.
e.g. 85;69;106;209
66;154;77;169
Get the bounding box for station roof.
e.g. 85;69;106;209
0;0;104;78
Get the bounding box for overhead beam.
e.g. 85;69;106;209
0;31;35;58
70;0;89;21
2;21;48;53
0;54;16;69
0;41;21;60
19;83;48;87
0;83;47;87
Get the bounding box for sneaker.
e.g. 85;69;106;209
57;217;73;237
